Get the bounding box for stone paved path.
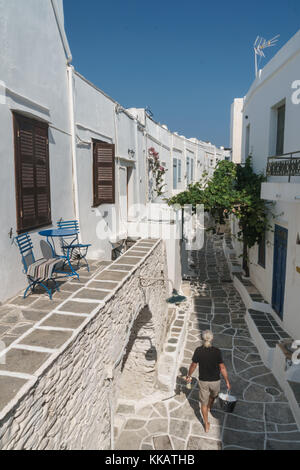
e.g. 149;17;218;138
115;234;300;450
0;260;110;348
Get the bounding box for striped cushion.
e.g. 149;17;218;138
27;258;59;282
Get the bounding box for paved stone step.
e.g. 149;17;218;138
153;435;173;450
115;233;300;450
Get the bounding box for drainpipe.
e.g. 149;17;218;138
113;105;122;240
145;111;149;205
67;65;82;242
50;0;73;65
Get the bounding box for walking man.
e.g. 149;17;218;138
186;330;231;433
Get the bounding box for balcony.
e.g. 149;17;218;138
262;151;300;203
266;151;300;182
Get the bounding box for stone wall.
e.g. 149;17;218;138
118;306;158;401
0;240;169;450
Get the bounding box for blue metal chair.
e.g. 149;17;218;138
57;220;91;272
15;233;61;300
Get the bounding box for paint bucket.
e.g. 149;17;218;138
218;390;237;413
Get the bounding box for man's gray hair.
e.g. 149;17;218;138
202;330;213;348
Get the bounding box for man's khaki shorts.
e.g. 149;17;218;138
198;380;220;405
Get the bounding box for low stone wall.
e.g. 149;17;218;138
0;239;169;450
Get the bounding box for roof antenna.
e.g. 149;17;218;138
254;34;280;77
145;106;153;118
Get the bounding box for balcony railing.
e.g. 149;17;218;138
266;150;300;182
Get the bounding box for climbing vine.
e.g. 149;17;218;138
148;147;168;198
167;157;274;277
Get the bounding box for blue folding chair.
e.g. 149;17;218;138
57;220;91;272
15;233;62;300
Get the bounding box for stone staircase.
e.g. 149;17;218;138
114;283;193;444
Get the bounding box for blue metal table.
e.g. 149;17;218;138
39;229;80;280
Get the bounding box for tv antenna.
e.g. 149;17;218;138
145;106;153;118
254;34;280;77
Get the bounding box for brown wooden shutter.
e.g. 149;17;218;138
276;104;285;156
93;141;115;206
14;113;51;233
34;122;51;226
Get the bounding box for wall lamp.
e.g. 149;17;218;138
128;149;135;158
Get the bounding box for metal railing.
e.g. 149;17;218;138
266;150;300;182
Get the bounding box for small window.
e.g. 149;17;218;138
190;158;194;182
258;232;266;268
276;104;285;156
173;158;178;189
13;113;51;233
245;124;250;158
186;157;190;184
93;140;115;206
178;160;182;182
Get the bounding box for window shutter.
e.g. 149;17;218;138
173;158;178;189
178;160;181;182
15;116;36;232
186;156;190;184
14;113;51;233
34;122;51;226
93;141;115;206
191;158;194;182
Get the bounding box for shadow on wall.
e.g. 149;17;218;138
118;305;158;401
121;305;157;371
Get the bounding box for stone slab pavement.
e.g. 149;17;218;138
0;260;110;349
115;235;300;450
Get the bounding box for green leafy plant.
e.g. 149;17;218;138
167;157;273;277
232;157;273;277
148;147;168;198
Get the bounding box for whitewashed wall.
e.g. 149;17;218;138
0;242;169;450
74;73;117;259
0;0;74;303
235;29;300;339
0;0;226;304
241;30;300;175
230;98;244;164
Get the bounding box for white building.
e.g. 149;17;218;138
0;0;226;304
230;98;244;164
236;29;300;338
231;29;300;424
0;0;75;303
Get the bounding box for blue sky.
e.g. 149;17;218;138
63;0;300;147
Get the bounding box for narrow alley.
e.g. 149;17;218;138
115;234;300;450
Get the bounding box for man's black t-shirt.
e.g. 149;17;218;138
192;346;223;381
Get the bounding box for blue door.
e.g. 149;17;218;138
272;225;288;320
